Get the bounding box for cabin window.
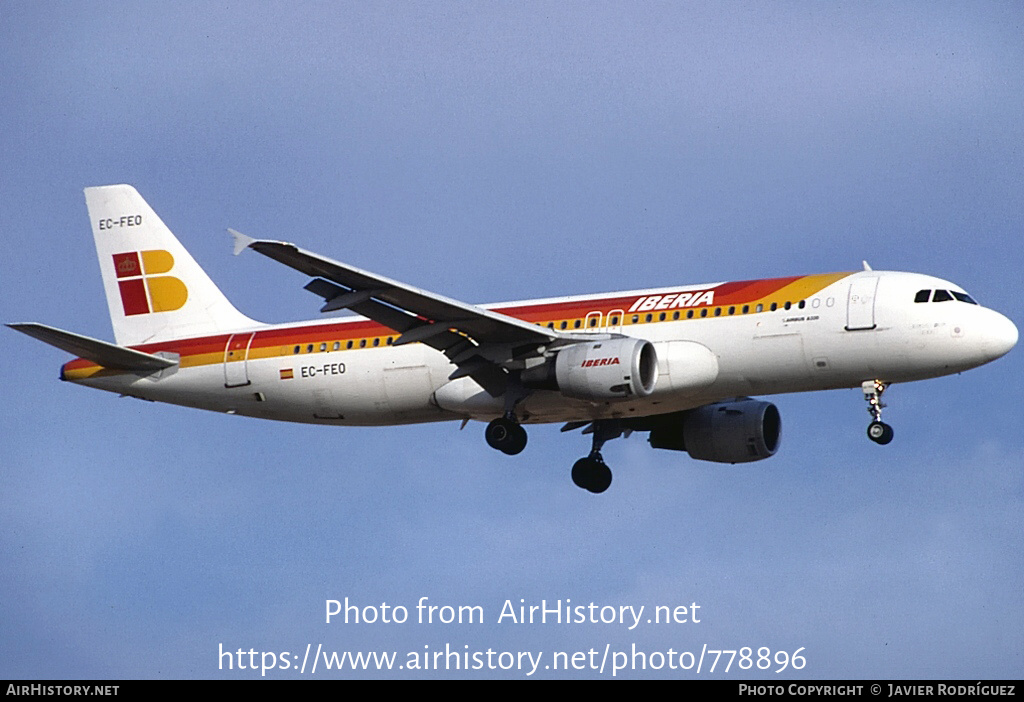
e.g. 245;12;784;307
756;304;764;313
672;311;680;320
373;338;380;347
306;344;314;353
359;339;366;348
346;340;353;349
589;317;598;327
611;316;619;325
658;312;666;321
333;341;340;351
574;319;582;329
560;321;568;330
798;300;806;309
728;306;735;315
631;315;639;324
700;309;708;318
714;307;722;317
742;305;749;314
319;343;327;352
784;301;791;310
645;314;653;323
687;310;694;319
770;302;778;311
293;345;300;354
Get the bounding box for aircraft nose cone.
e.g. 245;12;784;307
984;311;1018;361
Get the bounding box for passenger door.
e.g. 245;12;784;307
846;277;878;331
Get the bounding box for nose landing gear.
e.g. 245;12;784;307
862;379;894;445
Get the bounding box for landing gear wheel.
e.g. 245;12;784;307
485;417;527;455
571;456;612;494
867;421;894;445
862;380;894;446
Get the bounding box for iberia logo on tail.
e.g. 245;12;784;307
112;250;188;315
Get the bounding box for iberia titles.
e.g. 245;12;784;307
580;357;620;368
627;290;715;313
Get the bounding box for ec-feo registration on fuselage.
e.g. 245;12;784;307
9;186;1017;493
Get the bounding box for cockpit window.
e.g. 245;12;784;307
914;288;978;305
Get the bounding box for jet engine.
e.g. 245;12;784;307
648;398;781;463
524;338;657;402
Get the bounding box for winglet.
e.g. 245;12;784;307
229;228;257;256
862;260;873;271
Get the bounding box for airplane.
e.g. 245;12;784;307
8;185;1018;493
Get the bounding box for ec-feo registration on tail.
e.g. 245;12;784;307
10;186;1017;493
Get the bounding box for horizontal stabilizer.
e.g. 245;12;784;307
7;323;176;371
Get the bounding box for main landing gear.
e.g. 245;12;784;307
483;414;624;494
572;454;612;494
571;420;623;494
862;379;894;445
485;378;530;455
485;415;528;455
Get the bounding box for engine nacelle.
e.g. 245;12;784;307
649;399;781;463
650;340;719;395
552;338;657;402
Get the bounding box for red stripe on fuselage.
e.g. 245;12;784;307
62;273;838;372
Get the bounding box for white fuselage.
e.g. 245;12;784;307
64;270;1017;427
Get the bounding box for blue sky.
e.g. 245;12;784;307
1;2;1021;679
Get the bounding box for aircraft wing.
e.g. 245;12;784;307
230;231;569;351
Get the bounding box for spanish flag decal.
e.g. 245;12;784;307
280;368;294;380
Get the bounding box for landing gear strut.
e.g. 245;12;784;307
862;379;894;445
571;420;623;494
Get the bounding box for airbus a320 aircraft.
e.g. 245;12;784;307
9;185;1018;493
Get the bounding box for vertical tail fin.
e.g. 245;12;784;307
85;185;259;345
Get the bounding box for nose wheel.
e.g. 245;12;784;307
867;420;894;444
862;380;894;445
